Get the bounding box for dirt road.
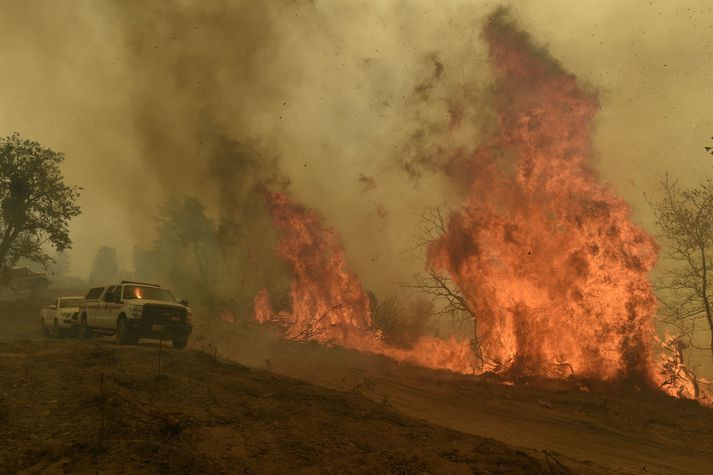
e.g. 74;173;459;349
204;320;713;475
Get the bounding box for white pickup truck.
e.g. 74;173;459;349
77;281;193;348
40;296;84;337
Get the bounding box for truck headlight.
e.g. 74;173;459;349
130;306;143;319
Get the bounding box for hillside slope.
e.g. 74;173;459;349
0;338;558;474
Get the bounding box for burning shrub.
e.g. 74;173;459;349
369;294;432;349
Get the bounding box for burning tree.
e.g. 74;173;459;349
650;175;713;361
426;11;661;381
409;207;477;328
406;207;483;365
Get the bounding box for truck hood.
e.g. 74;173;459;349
59;306;80;314
125;299;188;309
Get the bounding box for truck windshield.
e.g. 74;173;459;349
59;298;83;308
122;285;175;302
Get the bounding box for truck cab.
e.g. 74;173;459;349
78;281;192;349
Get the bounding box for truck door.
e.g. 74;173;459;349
108;284;123;327
99;286;116;329
83;287;104;327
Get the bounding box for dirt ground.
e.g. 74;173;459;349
1;296;712;474
0;297;568;474
202;320;713;475
0;339;564;474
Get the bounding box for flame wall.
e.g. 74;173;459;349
427;13;660;380
256;12;670;387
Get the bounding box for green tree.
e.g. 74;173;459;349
0;133;80;268
135;196;240;304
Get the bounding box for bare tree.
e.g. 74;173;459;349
408;269;475;328
649;175;713;360
407;207;475;322
406;207;483;368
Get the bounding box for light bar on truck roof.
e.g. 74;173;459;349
120;280;162;287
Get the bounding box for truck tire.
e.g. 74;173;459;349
116;317;138;345
52;319;64;339
78;315;93;340
172;338;188;350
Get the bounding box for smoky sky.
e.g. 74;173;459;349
0;0;712;292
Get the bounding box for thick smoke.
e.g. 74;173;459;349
86;0;495;294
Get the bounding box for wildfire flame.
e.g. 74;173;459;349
251;11;709;403
255;190;476;373
427;12;660;381
257;191;373;346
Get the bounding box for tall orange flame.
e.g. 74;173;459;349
258;191;373;346
428;12;659;381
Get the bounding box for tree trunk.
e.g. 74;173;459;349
698;244;713;361
700;293;713;361
0;224;21;268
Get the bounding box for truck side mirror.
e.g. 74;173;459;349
180;299;189;307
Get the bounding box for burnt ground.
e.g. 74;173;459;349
1;296;712;474
0;297;565;474
0;340;558;474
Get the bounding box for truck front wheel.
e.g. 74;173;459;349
116;317;138;345
172;338;188;350
78;315;92;340
52;319;64;338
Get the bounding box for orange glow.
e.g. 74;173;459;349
220;311;235;324
254;288;272;325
